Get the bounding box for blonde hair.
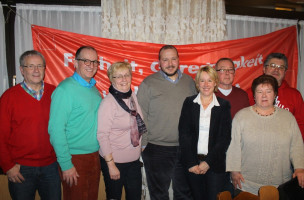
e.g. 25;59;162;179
107;62;132;83
194;66;219;92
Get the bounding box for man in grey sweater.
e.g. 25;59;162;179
137;45;197;200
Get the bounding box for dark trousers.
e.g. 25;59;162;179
173;150;193;200
186;170;230;200
143;143;191;200
8;162;61;200
100;156;142;200
60;152;100;200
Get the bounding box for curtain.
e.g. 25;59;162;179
14;4;102;83
13;4;303;96
101;0;227;44
0;2;8;96
226;14;303;96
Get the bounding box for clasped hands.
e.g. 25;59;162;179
189;161;210;175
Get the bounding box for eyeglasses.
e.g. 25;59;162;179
76;58;100;67
266;63;286;71
113;74;131;80
216;69;235;74
22;65;45;70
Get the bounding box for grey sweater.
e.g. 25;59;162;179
137;71;197;146
226;106;304;195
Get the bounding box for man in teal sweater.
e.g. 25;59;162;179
48;46;102;200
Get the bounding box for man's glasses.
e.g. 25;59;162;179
76;59;100;67
266;63;286;71
113;74;131;80
22;65;45;70
216;69;235;74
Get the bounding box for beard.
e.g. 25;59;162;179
161;66;178;77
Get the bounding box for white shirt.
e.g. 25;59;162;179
193;93;220;155
218;87;232;96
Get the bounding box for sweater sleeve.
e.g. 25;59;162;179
293;94;304;140
226;113;243;172
0;91;16;173
97;96;115;157
137;81;149;146
290;116;304;169
48;86;73;171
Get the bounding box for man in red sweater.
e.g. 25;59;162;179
215;57;250;119
0;50;61;200
247;53;304;140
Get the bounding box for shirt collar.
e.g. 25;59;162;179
21;81;44;100
159;69;182;84
193;93;220;107
72;72;96;88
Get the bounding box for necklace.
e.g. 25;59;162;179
254;106;276;117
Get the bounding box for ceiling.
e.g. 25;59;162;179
1;0;304;19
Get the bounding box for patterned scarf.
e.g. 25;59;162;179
109;85;147;147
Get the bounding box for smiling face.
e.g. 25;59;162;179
159;48;179;79
198;71;216;98
74;48;98;82
111;68;132;93
254;83;276;110
20;55;45;91
263;58;286;86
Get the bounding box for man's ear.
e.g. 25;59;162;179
19;66;24;76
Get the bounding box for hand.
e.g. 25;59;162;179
7;164;25;183
231;171;244;189
189;165;201;174
108;163;120;180
293;168;304;188
62;167;79;187
198;161;210;174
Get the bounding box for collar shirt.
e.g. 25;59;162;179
21;81;44;101
72;72;96;88
159;69;183;84
193;93;220;155
218;87;232;96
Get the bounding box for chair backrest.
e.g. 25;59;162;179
259;185;279;200
216;191;232;200
233;191;259;200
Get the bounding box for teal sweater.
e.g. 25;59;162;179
48;77;102;171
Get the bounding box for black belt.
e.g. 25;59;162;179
197;154;207;161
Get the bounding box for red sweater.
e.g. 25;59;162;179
0;83;57;173
247;80;304;139
216;86;250;119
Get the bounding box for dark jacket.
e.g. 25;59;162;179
178;94;232;173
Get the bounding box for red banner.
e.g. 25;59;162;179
32;25;298;97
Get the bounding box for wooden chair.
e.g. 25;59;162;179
217;186;279;200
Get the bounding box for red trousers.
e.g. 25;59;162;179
60;152;101;200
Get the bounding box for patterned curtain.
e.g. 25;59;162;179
101;0;227;44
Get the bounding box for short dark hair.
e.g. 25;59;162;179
264;53;288;70
251;74;278;104
215;58;235;70
158;45;179;60
19;50;46;67
75;46;97;60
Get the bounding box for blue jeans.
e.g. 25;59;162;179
8;162;61;200
100;156;142;200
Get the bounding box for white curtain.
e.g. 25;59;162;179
226;14;303;96
101;0;227;44
14;4;102;83
0;2;8;96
